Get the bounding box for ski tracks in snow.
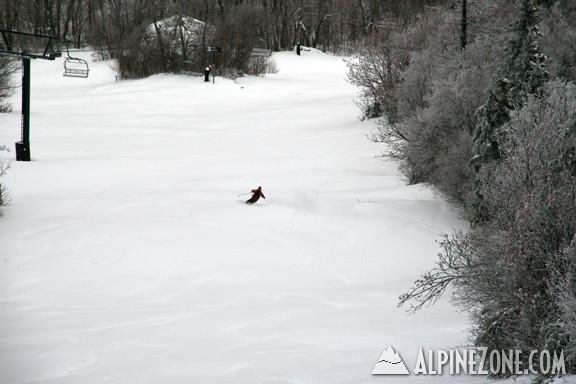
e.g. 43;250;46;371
0;50;475;384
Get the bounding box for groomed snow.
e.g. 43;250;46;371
0;49;533;383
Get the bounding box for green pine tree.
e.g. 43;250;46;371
506;0;549;101
473;0;549;164
473;78;513;163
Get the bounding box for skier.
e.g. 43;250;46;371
246;186;265;204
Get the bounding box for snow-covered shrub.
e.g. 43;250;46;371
244;55;278;77
552;238;576;372
0;145;10;213
373;33;503;191
539;3;576;82
401;80;576;377
346;7;452;123
469;81;576;362
348;0;576;378
346;38;406;121
363;3;513;190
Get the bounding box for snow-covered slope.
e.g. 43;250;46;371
0;49;492;383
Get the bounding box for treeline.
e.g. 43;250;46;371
1;0;445;79
348;0;576;378
0;0;440;216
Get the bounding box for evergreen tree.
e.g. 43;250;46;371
473;0;549;164
506;0;549;101
473;78;513;163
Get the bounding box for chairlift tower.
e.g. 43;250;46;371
0;29;61;161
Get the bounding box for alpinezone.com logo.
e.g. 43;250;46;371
372;346;566;376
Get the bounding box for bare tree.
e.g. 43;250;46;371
0;58;19;113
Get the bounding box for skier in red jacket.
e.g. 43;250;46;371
246;186;265;204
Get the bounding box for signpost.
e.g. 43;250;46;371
207;46;221;84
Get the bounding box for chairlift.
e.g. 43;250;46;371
63;48;89;78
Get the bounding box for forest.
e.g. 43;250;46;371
347;0;576;379
2;0;576;380
1;0;443;79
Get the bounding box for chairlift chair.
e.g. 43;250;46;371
63;48;89;78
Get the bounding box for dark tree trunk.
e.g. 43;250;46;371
461;0;467;49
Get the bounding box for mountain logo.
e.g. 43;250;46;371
371;346;410;375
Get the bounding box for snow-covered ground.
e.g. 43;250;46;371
0;49;534;383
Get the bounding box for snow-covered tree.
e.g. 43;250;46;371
473;78;514;163
540;3;576;81
346;35;407;121
402;80;576;377
506;0;549;100
473;0;549;164
553;238;576;373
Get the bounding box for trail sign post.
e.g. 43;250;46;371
207;46;221;84
0;29;61;161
